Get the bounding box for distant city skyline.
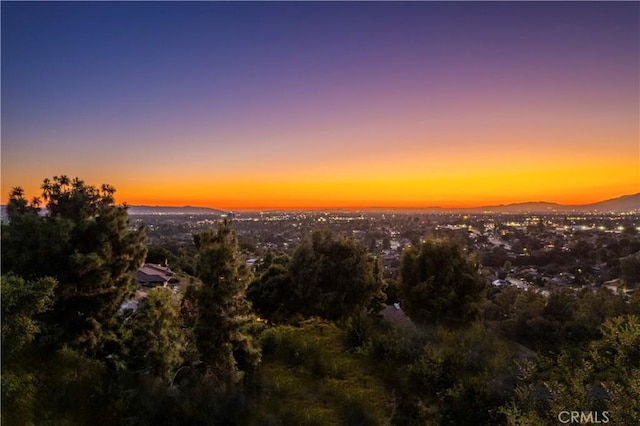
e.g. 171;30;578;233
2;2;638;210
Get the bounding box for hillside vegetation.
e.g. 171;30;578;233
2;176;639;425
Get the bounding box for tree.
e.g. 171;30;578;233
399;238;486;326
1;274;57;425
126;288;185;382
484;285;521;323
543;288;576;324
620;254;640;288
186;219;259;389
504;316;640;425
406;324;513;425
568;288;627;343
145;245;179;268
247;253;294;321
1;176;147;356
1;274;57;356
593;315;640;424
288;229;386;321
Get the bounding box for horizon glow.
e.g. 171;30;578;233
2;2;639;210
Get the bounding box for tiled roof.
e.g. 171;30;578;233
135;263;174;284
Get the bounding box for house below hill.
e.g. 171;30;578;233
135;263;174;287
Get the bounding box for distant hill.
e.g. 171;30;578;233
464;201;563;213
126;205;226;215
2;194;638;217
365;193;639;214
456;193;639;213
580;193;640;212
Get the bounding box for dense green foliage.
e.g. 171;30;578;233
2;176;147;355
247;252;294;321
1;176;148;423
289;229;386;320
400;238;486;326
620;253;640;287
187;219;260;389
486;284;634;351
253;319;389;425
1;275;57;424
125;287;186;382
249;229;386;321
502;315;640;425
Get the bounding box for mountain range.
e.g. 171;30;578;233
365;193;640;213
127;194;638;214
1;194;638;217
452;193;639;214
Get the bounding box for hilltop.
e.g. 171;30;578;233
365;193;639;214
465;193;639;213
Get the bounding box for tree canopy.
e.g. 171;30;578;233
288;229;386;321
125;287;185;382
247;252;295;321
400;237;486;326
1;176;147;355
186;219;260;389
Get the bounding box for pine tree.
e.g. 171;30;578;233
126;287;185;382
1;176;147;356
186;219;259;389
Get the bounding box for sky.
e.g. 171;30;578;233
2;2;639;210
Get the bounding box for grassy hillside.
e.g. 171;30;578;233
250;319;392;425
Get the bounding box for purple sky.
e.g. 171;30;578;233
2;2;638;209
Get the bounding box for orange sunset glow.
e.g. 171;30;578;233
2;2;638;210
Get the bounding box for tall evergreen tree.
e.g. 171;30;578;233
126;287;186;383
186;219;259;389
1;176;147;356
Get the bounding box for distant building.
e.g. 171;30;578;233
603;278;622;295
493;278;528;290
135;263;174;287
506;277;528;289
492;279;507;287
